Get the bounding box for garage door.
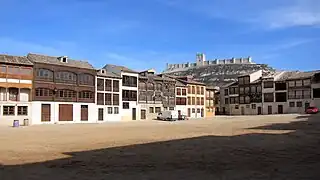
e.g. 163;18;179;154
59;104;73;121
81;105;88;121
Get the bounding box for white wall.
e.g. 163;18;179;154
96;105;121;122
31;102;96;125
0;102;32;126
176;105;187;116
19;89;30;102
287;99;312;114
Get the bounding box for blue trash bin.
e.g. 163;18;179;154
13;120;19;127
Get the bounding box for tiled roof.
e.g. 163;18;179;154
176;80;186;87
103;64;137;73
27;53;94;69
0;54;33;66
97;70;121;78
277;71;320;81
221;81;238;88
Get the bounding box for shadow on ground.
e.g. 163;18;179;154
1;115;319;180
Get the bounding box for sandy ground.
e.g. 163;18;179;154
0;114;319;180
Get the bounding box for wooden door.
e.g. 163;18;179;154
81;105;88;121
201;108;204;117
305;103;310;112
241;107;245;115
41;104;51;122
132;108;136;120
187;108;191;117
98;108;104;121
141;109;146;120
268;106;272;114
278;105;283;114
258;107;262;115
59;104;73;121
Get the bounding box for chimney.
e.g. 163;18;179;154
59;56;68;63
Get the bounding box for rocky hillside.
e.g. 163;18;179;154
163;64;275;87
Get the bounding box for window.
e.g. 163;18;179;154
197;87;200;94
156;83;162;91
3;106;14;115
177;88;181;95
18;106;28;115
97;78;104;91
36;88;53;97
0;65;6;73
230;97;238;104
225;98;229;104
288;81;295;87
239;87;244;94
113;94;119;105
123;102;129;109
122;90;137;101
230;87;238;95
147;83;154;91
224;89;229;96
20;67;32;75
78;91;93;99
295;80;302;87
149;107;154;113
182;89;187;95
188;86;192;94
105;79;112;91
9;88;18;101
251;104;256;109
113;80;119;92
7;66;19;74
97;93;104;105
288;90;295;99
176;97;187;105
239;77;244;85
240;96;245;104
58;89;76;98
297;101;302;107
201;87;204;95
98;108;104;121
155;107;161;113
264;93;274;102
257;86;262;92
313;88;320;98
235;105;239;109
114;107;119;114
192;86;195;94
192;97;195;105
122;75;137;87
201;97;204;105
107;107;113;114
275;82;287;90
263;81;274;88
105;93;112;105
275;92;287;102
245;96;250;104
79;74;94;85
192;108;195;113
169;107;174;110
303;90;311;98
251;86;256;93
245;87;250;94
188;97;191;105
303;79;311;86
197;108;200;113
37;69;53;79
139;82;147;91
246;105;250;108
289;102;295;107
55;71;77;84
244;77;250;84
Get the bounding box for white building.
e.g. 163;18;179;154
0;55;33;126
96;69;122;122
103;64;139;121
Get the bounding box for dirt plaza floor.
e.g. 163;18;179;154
0;114;319;180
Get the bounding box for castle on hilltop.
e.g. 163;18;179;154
164;53;254;73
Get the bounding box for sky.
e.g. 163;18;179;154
0;0;319;72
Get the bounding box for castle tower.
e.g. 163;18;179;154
196;53;206;66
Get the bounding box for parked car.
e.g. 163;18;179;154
157;110;181;121
305;107;319;114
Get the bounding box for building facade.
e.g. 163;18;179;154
28;53;96;124
104;64;139;121
205;86;216;118
96;69;122;122
0;55;33;126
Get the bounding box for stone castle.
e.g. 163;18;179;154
164;53;254;73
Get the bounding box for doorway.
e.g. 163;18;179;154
41;104;51;122
132;108;136;120
258;107;262;115
241;107;245;115
141;109;146;120
81;105;88;121
305;102;310;112
278;105;283;114
268;106;272;114
187;108;191;117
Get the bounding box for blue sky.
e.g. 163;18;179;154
0;0;319;72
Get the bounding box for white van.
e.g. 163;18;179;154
157;110;186;121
